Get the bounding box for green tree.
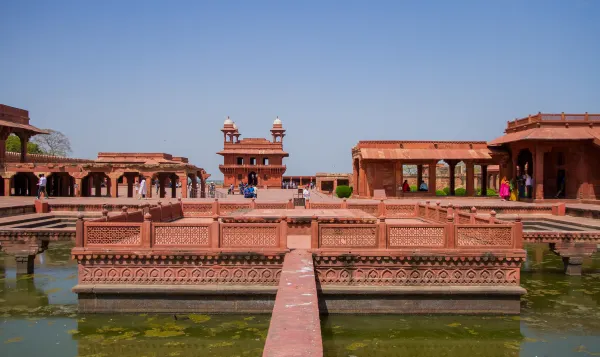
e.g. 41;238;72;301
5;134;45;154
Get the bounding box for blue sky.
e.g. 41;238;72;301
1;1;599;179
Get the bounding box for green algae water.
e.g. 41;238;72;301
2;243;600;357
322;245;600;357
0;243;269;357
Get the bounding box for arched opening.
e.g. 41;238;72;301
81;173;110;197
248;171;258;186
47;173;75;197
517;149;533;198
12;172;37;196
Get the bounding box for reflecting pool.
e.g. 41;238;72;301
1;242;600;357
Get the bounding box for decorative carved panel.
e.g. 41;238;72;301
76;255;285;285
388;226;445;247
183;203;213;217
221;225;278;247
385;204;415;217
314;255;523;286
348;204;378;216
456;227;512;247
219;204;251;215
154;225;210;246
320;225;377;247
85;225;141;245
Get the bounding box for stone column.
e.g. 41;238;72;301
4;177;11;196
19;134;28;163
395;161;403;197
466;161;475;196
534;145;545;200
179;173;188;198
481;165;488;196
109;175;119;197
15;255;35;274
428;161;437;194
171;175;177;198
94;174;102;197
126;175;134;198
448;161;456;196
359;161;367;196
417;165;423;187
74;178;82;197
191;174;198;198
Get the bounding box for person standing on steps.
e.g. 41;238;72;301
37;174;47;199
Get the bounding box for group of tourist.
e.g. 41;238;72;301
400;180;428;192
229;182;258;198
499;173;536;201
282;181;315;190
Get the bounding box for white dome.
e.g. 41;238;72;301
273;116;282;125
224;116;233;125
233;122;237;129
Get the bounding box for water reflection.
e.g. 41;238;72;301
322;243;600;357
2;243;600;357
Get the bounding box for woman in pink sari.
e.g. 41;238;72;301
499;177;510;201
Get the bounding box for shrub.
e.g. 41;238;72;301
478;188;498;196
410;185;417;192
455;187;467;196
442;187;450;195
335;185;353;198
436;189;446;196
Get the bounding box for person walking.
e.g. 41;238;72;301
138;177;147;200
37;174;48;199
499;177;510;201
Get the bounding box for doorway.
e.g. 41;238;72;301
248;171;258;186
555;169;566;198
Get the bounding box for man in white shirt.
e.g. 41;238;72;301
37;174;47;199
303;187;310;200
419;180;428;192
525;174;532;198
138;178;147;200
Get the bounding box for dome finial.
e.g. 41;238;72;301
224;116;233;125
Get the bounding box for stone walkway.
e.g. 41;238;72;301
263;250;322;357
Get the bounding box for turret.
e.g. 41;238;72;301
270;116;285;143
221;116;240;143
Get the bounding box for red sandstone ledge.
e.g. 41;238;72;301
72;284;278;295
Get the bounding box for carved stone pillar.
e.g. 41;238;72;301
534;145;545;200
466;161;475;196
428;161;437;194
448;160;457;196
179;172;188;198
75;178;82;197
481;165;488;196
4;176;11;196
417;165;423;187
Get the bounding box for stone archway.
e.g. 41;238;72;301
12;172;37;196
517;149;533;177
248;171;258;186
47;173;75;197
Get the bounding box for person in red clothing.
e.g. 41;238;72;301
402;180;410;192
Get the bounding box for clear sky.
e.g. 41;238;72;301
1;1;599;179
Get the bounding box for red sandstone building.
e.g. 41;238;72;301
0;104;209;198
352;113;600;200
218;117;288;188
